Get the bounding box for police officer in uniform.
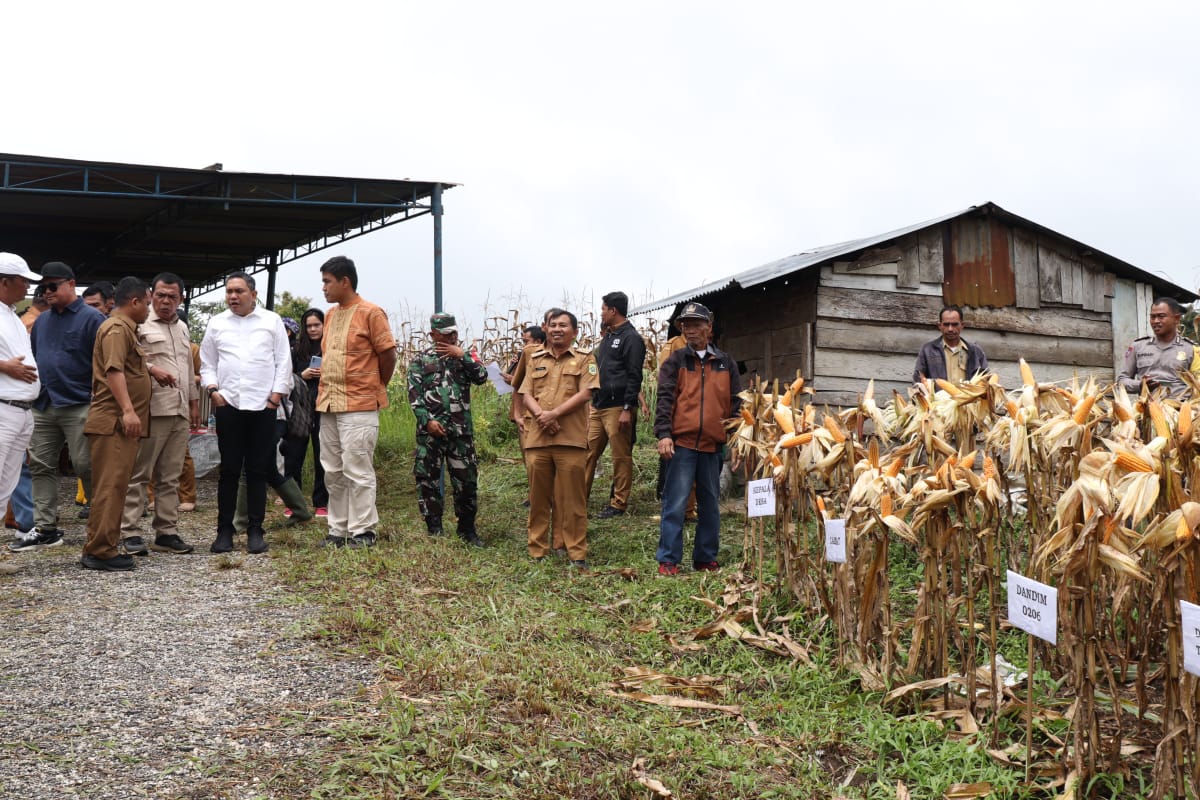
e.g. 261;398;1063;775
407;312;488;546
1119;297;1200;399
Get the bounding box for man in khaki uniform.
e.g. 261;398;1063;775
519;309;599;569
81;277;152;572
120;273;199;556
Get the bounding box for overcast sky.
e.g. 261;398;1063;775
6;2;1199;337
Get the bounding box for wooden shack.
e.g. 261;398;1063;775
634;203;1197;407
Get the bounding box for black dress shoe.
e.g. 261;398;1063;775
80;553;136;571
459;531;485;548
595;506;625;520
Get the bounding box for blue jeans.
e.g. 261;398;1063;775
656;445;721;566
11;461;33;531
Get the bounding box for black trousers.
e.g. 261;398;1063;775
214;406;276;535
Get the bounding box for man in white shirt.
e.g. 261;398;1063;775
0;254;42;574
199;272;291;555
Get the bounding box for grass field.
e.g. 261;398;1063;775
256;385;1134;800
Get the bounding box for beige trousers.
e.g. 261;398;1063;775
583;406;635;510
320;411;380;538
121;415;189;538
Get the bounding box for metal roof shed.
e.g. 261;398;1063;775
0;152;457;308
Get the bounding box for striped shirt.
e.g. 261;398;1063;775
317;298;397;413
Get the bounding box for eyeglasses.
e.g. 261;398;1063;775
42;282;60;293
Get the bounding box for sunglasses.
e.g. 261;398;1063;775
41;281;61;293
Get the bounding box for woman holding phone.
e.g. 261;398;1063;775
284;308;328;516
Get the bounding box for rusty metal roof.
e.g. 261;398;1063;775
632;202;1196;314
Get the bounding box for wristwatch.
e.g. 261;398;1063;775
206;386;218;396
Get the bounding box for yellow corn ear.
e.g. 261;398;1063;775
1112;401;1133;423
982;456;997;481
777;431;813;449
1072;394;1097;424
1179;401;1193;441
884;457;903;478
1147;399;1171;439
815;496;826;514
1005;400;1019;417
880;493;893;518
1019;358;1036;387
868;439;880;469
1177;514;1192;543
934;379;962;397
741;408;755;426
824;415;847;443
789;376;805;395
1113;451;1154;473
772;404;795;434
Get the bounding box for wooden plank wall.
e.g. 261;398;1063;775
712;269;819;384
810;223;1123;407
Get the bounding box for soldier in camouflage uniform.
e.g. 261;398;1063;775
407;312;488;546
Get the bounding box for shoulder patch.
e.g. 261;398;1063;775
588;363;597;375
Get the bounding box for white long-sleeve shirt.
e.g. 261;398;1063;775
0;303;40;402
199;306;292;411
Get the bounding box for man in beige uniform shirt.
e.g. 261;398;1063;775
120;273;199;556
519;309;599;569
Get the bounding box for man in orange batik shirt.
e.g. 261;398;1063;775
316;256;397;549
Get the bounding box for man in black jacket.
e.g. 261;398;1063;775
584;291;646;519
912;305;988;385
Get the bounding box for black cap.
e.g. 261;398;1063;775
39;261;76;281
676;302;713;323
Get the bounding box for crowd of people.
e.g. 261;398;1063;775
408;292;741;574
5;245;1193;578
0;254;396;572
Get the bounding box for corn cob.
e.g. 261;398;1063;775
1147;399;1171;439
1019;358;1036;387
1112;450;1154;473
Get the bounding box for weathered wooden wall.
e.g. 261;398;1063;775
698;214;1158;407
707;270;818;385
809;219;1146;407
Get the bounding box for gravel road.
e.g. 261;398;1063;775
0;478;374;799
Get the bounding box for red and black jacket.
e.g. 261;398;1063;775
654;344;741;453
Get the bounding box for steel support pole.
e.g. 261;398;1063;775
265;253;278;310
432;183;443;313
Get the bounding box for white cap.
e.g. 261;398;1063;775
0;253;41;281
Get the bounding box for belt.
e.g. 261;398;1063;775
0;398;34;411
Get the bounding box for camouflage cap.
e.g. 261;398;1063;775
430;312;458;333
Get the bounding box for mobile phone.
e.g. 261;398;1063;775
309;356;322;369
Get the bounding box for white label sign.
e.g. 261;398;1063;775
824;518;847;563
1006;570;1058;644
485;362;514;395
746;478;775;518
1182;600;1200;678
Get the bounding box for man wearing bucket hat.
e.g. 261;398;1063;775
315;256;397;548
654;302;741;576
407;312;488;546
0;254;41;572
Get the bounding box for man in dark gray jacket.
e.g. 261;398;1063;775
584;291;646;519
912;305;988;384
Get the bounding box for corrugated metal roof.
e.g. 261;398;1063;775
631;202;1196;315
